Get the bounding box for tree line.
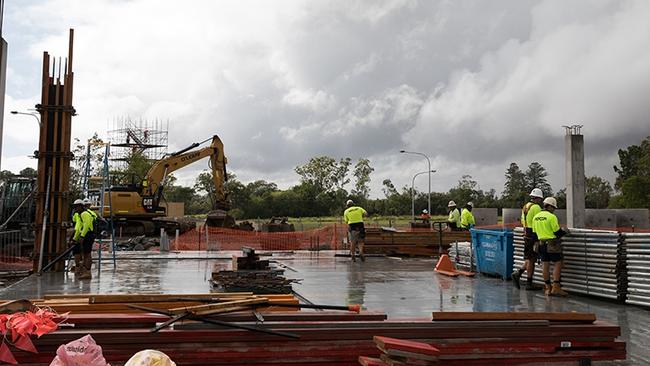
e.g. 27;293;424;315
2;135;648;219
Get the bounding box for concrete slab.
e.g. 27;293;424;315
0;253;646;364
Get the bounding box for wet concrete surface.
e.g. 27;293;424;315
0;252;647;364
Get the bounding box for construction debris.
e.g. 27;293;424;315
116;235;160;251
211;247;300;294
260;217;295;232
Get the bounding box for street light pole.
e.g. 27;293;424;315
10;110;42;127
411;170;436;221
400;150;432;227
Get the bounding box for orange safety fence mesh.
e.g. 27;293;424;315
0;230;32;271
170;221;650;252
172;224;349;251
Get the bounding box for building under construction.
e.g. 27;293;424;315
107;117;168;172
1;24;650;366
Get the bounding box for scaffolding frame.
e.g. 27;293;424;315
107;117;168;172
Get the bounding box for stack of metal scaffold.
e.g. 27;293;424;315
623;232;650;307
514;227;627;301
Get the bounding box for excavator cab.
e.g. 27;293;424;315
104;135;240;235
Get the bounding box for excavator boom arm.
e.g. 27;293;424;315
142;135;228;210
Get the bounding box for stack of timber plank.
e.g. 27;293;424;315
11;310;624;365
211;270;298;294
359;312;625;366
364;228;470;256
212;247;299;293
31;292;300;314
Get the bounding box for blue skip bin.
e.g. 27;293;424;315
470;228;514;279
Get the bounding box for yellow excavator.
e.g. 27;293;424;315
100;135;240;235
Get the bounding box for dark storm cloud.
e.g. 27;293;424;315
3;0;649;195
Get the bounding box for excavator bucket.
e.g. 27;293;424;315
205;210;236;228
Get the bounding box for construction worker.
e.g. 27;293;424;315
82;198;98;219
512;188;544;291
71;198;96;279
447;201;461;230
460;202;475;230
420;209;431;223
343;199;367;262
532;197;569;297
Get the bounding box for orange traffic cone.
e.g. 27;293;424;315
435;254;475;277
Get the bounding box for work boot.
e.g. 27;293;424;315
544;284;552;296
78;269;92;280
551;283;569;297
511;271;521;289
84;255;92;271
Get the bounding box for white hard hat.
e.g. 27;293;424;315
82;198;92;205
447;200;456;207
346;199;354;206
467;202;474;207
125;349;176;366
543;197;557;208
73;199;84;205
529;188;543;198
422;209;428;214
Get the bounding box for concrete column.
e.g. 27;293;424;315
565;126;585;228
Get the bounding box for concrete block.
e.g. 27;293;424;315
554;209;567;226
614;209;650;229
472;208;497;227
585;209;617;229
502;208;520;226
504;208;566;226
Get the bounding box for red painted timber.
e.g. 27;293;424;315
373;336;440;356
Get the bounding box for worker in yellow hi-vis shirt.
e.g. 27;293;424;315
446;201;461;230
532;197;569;297
512;188;544;291
71;198;96;280
343;199;367;262
460;202;475;230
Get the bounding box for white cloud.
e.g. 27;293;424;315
282;88;336;112
2;0;649;198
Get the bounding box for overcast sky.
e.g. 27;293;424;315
2;0;650;198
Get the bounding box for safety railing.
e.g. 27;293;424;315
0;230;32;271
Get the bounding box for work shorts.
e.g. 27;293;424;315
348;223;365;244
523;235;538;261
73;231;95;254
538;239;562;263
